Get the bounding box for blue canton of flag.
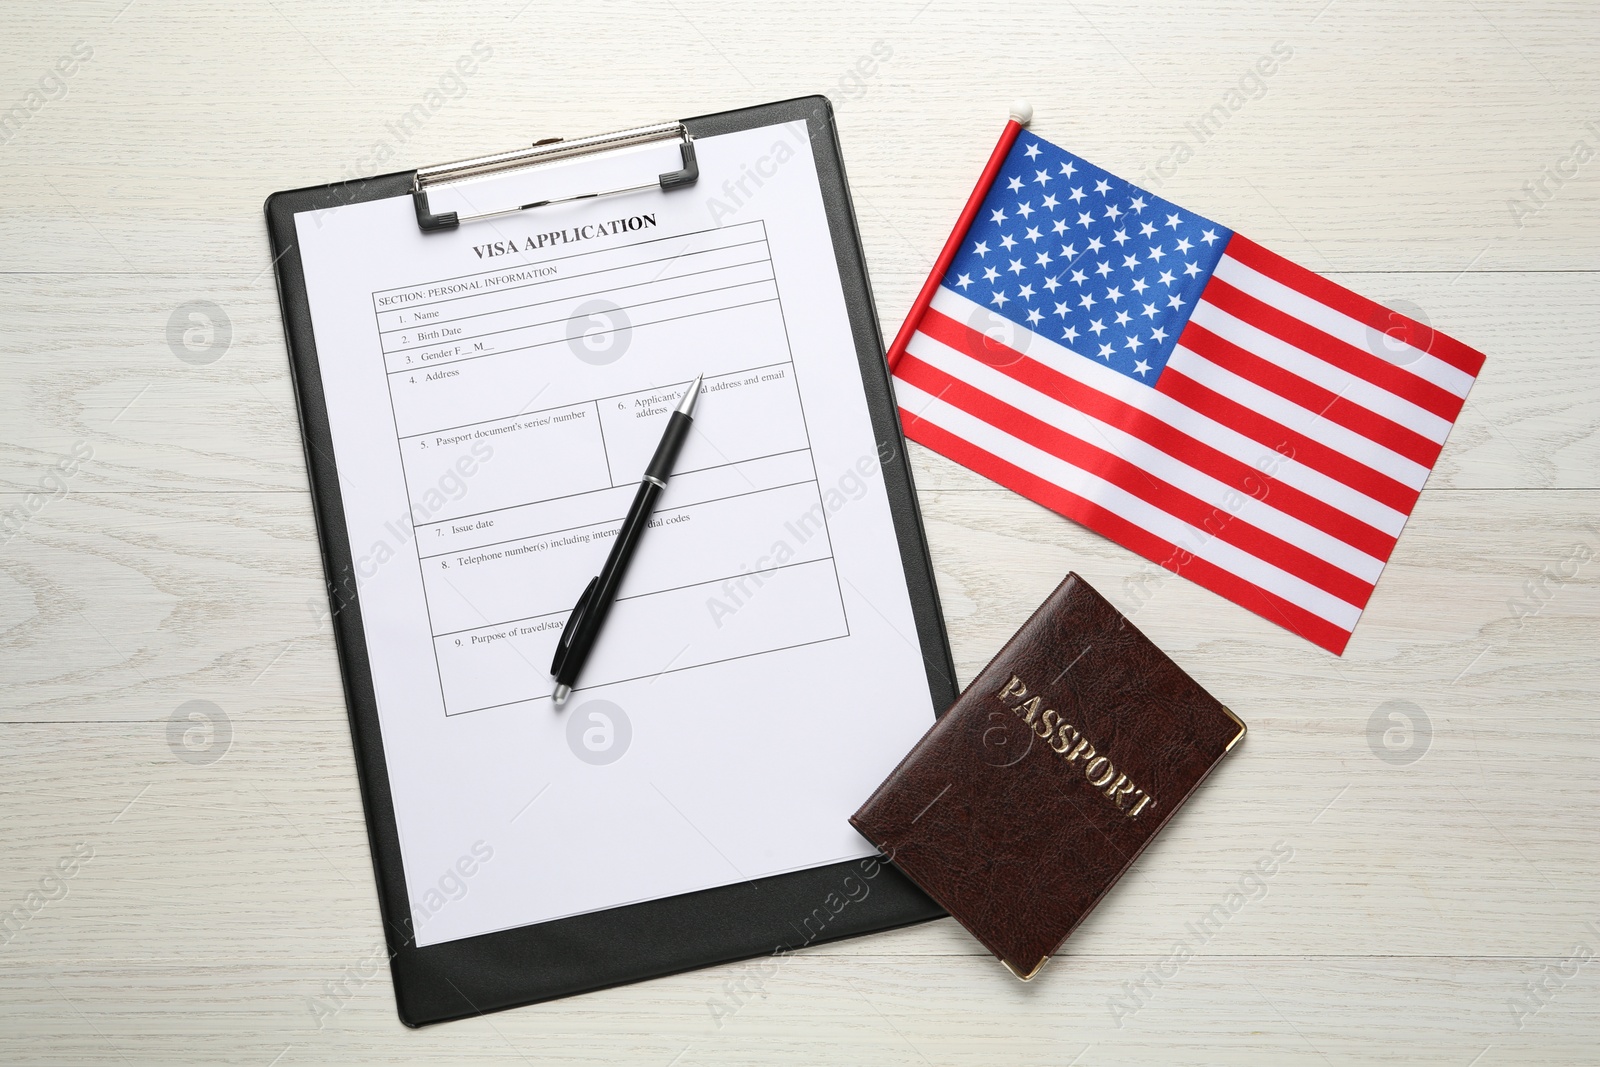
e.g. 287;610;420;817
944;136;1233;385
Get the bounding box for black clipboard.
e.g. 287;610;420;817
264;96;957;1027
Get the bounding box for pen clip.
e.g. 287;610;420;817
550;575;599;676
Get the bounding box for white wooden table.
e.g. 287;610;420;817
3;1;1596;1063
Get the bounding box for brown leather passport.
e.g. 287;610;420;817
850;572;1245;981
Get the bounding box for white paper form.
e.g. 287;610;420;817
294;121;936;946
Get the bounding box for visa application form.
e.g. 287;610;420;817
292;121;938;946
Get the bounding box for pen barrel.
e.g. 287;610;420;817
551;408;690;688
643;411;693;485
555;478;659;685
602;479;660;589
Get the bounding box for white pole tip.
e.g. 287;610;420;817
1009;100;1034;125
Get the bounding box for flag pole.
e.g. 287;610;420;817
885;101;1033;374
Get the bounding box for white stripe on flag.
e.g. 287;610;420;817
1167;345;1430;489
1188;299;1453;443
905;329;1385;582
926;287;1409;536
1211;254;1474;398
894;377;1364;631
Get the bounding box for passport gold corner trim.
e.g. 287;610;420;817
1221;705;1247;752
1002;956;1049;981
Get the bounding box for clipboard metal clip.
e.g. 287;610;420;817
412;120;698;233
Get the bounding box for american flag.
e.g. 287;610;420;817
889;127;1485;655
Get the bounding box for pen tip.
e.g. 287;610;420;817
552;684;570;706
677;374;704;417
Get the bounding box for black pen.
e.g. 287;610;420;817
550;374;703;705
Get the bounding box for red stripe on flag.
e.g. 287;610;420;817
1223;235;1487;377
896;353;1374;609
1155;365;1421;515
898;408;1355;654
915;309;1397;560
1201;277;1465;423
1179;321;1444;470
